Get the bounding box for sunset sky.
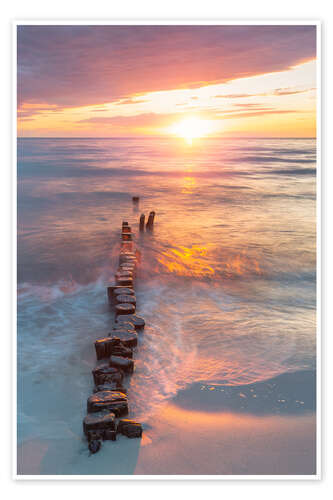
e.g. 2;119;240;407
17;25;317;138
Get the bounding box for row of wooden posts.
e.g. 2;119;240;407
140;211;155;232
82;203;155;454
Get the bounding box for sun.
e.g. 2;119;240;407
170;117;214;143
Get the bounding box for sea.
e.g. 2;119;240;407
17;137;317;475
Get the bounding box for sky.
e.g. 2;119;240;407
17;25;317;138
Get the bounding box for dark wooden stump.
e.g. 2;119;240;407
87;391;128;416
115;270;133;279
120;250;135;257
146;211;155;231
119;257;136;267
111;322;135;334
94;337;108;360
87;429;104;441
83;411;116;435
113;287;135;296
115;294;136;306
115;275;133;286
121;242;133;252
92;363;124;386
116;278;134;288
109;330;138;348
139;214;145;232
119;252;136;261
111;324;136;333
109;355;134;374
115;302;136;315
117;265;134;273
116;314;145;329
119;260;136;267
95;336;133;360
88;439;102;454
108;285;136;304
104;429;117;441
109;343;133;358
119;268;136;277
94;382;127;393
112;320;134;329
119;263;136;273
107;285;120;304
94;337;123;360
117;419;143;438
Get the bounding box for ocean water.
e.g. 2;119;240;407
17;137;317;475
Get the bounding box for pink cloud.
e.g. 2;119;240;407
18;25;316;114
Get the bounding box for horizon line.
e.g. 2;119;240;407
17;136;317;140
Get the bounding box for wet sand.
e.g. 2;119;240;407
18;406;315;477
134;405;316;476
18;371;316;476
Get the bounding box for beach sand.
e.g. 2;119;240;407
134;403;316;475
18;382;316;476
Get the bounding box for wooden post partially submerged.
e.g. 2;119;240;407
139;214;145;232
146;211;155;231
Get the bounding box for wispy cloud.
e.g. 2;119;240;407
273;87;315;96
215;94;253;99
18;102;65;120
114;97;149;106
214;87;315;99
18;25;316;112
79;112;187;128
217;109;300;120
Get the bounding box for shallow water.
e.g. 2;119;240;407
17;137;317;475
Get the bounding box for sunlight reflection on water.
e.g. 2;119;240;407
17;137;316;432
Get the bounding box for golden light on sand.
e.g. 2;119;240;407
170;117;214;143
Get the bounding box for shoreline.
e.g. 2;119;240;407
17;369;316;476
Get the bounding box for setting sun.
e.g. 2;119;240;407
170;117;215;143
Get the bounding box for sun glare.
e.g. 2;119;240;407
170;117;214;143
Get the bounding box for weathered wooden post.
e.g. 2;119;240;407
146;211;155;231
115;293;136;305
139;214;145;232
122;232;132;241
115;302;136;315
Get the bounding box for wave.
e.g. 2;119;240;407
17;137;317;438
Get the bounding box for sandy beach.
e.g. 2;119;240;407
18;369;316;476
18;401;315;476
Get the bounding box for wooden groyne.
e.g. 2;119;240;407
82;205;155;454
